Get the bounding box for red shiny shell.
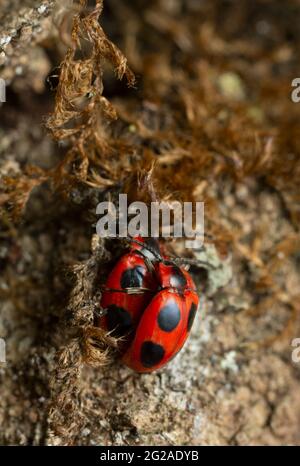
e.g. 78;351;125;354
122;287;199;372
98;238;199;372
99;252;158;342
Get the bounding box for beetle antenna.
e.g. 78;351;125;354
127;238;217;269
171;256;217;270
127;237;163;261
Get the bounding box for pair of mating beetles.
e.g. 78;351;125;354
98;237;199;372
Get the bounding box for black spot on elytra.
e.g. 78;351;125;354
140;341;165;367
187;302;197;332
120;266;145;289
106;305;133;337
170;266;187;289
157;300;181;332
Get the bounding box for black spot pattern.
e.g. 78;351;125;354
106;305;133;337
157;300;181;332
187;302;197;332
169;266;187;289
140;341;165;367
120;265;145;289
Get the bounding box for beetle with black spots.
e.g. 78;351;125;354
98;237;199;372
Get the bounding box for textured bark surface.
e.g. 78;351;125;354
0;0;55;86
1;0;300;446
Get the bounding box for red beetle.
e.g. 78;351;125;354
98;237;199;373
